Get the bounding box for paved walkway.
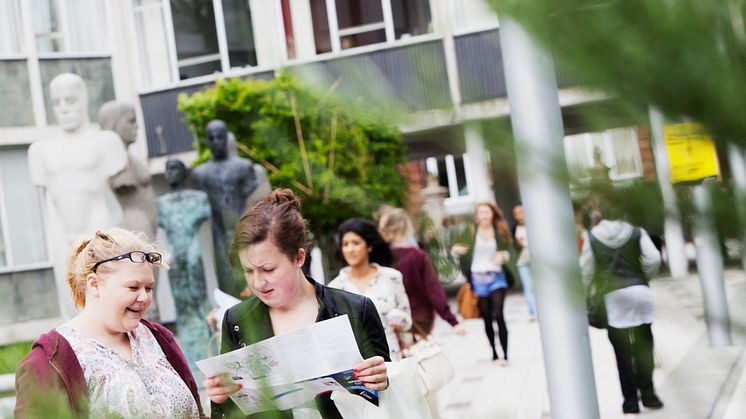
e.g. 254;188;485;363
2;270;744;418
429;269;746;419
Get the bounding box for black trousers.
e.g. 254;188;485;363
607;323;656;404
478;288;508;360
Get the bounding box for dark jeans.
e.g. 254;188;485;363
607;323;657;405
478;288;508;360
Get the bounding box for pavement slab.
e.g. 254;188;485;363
430;269;746;419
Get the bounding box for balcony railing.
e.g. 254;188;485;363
139;71;274;157
140;30;587;157
140;39;451;157
454;28;588;104
288;39;452;113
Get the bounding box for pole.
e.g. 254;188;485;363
648;106;689;278
499;18;600;419
727;143;746;271
691;183;733;345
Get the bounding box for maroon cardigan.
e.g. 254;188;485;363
14;319;204;418
390;246;459;329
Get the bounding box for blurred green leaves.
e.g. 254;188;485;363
0;341;31;374
490;0;746;144
178;72;407;245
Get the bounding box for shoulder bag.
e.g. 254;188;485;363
457;283;480;319
402;323;455;396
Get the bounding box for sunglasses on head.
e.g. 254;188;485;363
92;251;163;273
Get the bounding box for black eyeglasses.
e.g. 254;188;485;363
92;251;163;273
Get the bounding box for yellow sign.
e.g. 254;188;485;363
663;122;721;184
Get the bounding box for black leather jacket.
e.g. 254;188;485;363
212;275;390;419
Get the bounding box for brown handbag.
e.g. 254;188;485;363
457;283;480;319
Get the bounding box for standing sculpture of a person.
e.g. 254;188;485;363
98;100;161;321
27;73;127;318
98;101;158;240
192;119;263;297
158;159;212;371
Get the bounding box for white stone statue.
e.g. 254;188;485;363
99;100;160;321
98;100;158;241
27;73;127;318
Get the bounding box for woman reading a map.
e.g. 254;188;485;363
206;189;390;418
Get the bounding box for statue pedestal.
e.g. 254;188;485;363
420;180;449;230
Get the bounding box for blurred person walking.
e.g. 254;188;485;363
329;218;413;361
453;202;515;365
378;208;466;341
580;198;664;414
512;204;537;320
15;229;203;418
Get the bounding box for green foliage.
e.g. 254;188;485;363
490;0;746;145
416;212;461;284
0;341;31;374
178;72;407;247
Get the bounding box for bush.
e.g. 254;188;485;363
0;341;32;374
178;72;408;272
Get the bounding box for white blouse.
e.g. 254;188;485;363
56;323;199;419
329;265;413;360
471;235;502;273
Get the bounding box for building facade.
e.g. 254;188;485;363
0;0;651;343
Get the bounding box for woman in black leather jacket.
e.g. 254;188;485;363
206;189;390;419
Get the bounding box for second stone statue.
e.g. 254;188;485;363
192;119;269;297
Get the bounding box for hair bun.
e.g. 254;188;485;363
268;188;301;210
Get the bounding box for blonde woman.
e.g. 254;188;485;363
378;208;465;339
15;229;203;418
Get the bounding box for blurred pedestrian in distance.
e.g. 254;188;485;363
329;218;413;361
15;228;203;418
453;202;515;365
206;189;389;418
374;203;419;247
580;197;664;414
511;204;537;320
378;208;466;341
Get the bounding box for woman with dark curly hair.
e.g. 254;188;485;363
329;218;412;361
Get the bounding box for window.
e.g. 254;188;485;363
309;0;431;54
0;148;48;269
0;0;22;54
426;154;470;199
6;0;114;126
563;127;643;183
170;0;222;79
39;57;115;124
0;60;34;127
133;0;257;86
222;0;257;68
133;0;174;87
0;1;33;127
452;0;499;33
32;0;108;53
391;0;431;39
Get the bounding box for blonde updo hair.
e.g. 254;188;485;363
378;208;414;243
66;228;169;309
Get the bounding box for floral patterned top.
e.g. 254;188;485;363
329;264;412;360
56;323;199;419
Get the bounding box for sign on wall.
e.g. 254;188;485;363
663;122;721;184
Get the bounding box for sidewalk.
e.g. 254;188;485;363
429;269;746;419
